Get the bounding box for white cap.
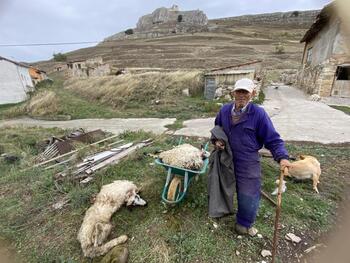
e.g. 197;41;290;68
234;78;255;93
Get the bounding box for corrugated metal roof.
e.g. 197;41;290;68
209;60;262;72
205;69;255;76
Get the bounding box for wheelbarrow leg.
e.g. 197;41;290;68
164;167;172;187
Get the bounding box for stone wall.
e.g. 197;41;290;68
297;57;350;97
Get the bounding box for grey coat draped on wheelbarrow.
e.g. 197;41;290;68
208;125;235;218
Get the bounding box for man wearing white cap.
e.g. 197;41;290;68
213;78;290;236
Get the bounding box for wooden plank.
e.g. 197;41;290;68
85;139;153;174
32;135;121;168
44;158;71;170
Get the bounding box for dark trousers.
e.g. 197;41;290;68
234;161;261;228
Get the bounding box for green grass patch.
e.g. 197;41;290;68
329;105;350;115
252;88;265;105
0;128;349;262
165;119;185;130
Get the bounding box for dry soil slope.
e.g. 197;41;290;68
36;10;319;71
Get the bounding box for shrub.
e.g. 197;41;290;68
291;11;299;17
53;52;67;62
125;28;134;35
275;43;285;54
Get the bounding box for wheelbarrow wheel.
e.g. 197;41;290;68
167;176;182;201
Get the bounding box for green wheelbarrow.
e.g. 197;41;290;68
155;141;209;204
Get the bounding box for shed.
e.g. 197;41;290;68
204;60;262;100
298;1;350;97
0;56;34;105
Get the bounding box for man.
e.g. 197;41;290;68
214;78;290;236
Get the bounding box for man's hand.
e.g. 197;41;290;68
214;139;225;150
279;159;291;171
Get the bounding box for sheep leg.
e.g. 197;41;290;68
89;235;128;258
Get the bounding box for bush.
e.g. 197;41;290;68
275;43;285;54
125;28;134;35
53;52;67;62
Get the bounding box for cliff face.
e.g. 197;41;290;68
104;5;208;41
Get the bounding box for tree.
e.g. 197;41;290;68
53;52;67;62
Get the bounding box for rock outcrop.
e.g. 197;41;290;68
104;5;208;41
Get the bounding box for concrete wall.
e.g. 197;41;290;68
303;16;341;66
0;59;33;104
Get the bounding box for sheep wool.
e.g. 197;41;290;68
159;143;204;170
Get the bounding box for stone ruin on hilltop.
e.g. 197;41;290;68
104;5;208;41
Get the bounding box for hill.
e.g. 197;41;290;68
35;9;319;72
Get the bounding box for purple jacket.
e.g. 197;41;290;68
215;102;289;164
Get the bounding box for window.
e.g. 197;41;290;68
306;47;312;64
336;66;350;80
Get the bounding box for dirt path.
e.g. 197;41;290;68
0;117;176;135
175;85;350;143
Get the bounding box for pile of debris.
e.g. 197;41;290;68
33;129;153;184
55;139;152;184
35;129;105;162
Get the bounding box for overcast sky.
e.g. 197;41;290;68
0;0;331;63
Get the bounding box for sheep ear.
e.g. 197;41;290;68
299;155;305;160
125;189;135;206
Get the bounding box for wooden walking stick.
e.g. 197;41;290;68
271;167;288;263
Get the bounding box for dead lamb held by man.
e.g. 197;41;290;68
77;180;146;258
158;143;209;170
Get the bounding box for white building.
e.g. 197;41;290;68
0;56;34;105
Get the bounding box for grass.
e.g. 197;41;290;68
0;71;265;122
0;127;349;262
252;88;265;105
329;105;350;115
0;71;225;121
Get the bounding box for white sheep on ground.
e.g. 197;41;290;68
77;180;146;258
159;143;206;170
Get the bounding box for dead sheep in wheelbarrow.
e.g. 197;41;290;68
159;143;209;170
77;180;146;258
